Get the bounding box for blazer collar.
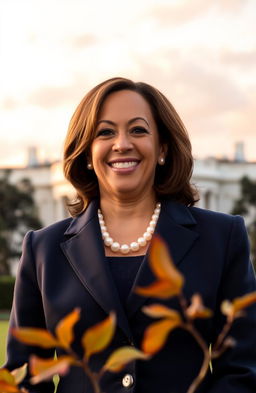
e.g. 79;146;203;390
61;199;199;337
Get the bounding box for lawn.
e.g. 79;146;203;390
0;320;9;367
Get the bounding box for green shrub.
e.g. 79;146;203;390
0;275;15;310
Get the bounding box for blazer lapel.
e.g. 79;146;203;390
126;201;199;317
61;200;132;339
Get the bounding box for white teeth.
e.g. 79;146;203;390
111;161;137;168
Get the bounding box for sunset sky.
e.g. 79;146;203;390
1;0;256;167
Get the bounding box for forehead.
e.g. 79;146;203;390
98;89;155;123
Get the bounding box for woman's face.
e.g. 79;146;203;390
90;89;165;201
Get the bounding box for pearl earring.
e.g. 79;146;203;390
87;163;93;170
158;157;165;165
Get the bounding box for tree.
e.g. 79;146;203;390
231;176;256;270
0;170;42;275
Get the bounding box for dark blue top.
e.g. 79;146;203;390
107;255;144;308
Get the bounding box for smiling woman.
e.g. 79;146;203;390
5;77;256;393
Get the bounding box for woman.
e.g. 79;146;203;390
6;77;256;393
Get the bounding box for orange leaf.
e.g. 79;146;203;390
186;294;213;319
136;279;181;298
0;381;19;392
0;369;15;385
103;347;150;373
82;312;116;361
12;328;59;349
55;308;80;349
233;291;256;313
11;364;27;385
30;355;74;385
149;236;184;288
142;318;181;355
142;304;181;320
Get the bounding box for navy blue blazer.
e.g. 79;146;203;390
6;200;256;393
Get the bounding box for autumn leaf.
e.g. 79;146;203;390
221;291;256;321
103;347;150;373
82;312;116;361
150;236;184;285
0;381;20;392
11;364;27;385
233;292;256;313
142;318;181;355
186;294;213;319
30;355;74;385
11;328;59;349
0;369;15;385
135;236;184;299
142;304;181;320
136;280;182;298
55;308;80;349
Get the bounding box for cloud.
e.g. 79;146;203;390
0;97;21;110
220;49;256;69
145;0;250;28
146;0;212;27
27;73;91;108
68;34;99;48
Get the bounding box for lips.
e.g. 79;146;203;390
108;159;140;169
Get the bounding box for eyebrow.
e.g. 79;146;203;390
97;117;149;127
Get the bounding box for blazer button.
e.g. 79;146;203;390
122;374;134;388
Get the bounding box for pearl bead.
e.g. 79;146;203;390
156;203;161;208
138;237;146;246
99;219;105;225
102;232;109;239
104;237;113;246
98;213;103;219
154;208;160;214
130;242;139;251
146;226;154;234
149;220;157;228
111;242;120;251
120;244;130;254
152;214;159;220
101;225;107;232
143;232;152;241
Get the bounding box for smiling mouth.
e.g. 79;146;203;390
109;161;139;169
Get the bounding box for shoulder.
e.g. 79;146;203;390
25;217;73;248
189;205;242;224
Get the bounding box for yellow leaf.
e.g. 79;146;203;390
233;291;256;313
142;318;181;355
11;328;59;349
0;369;15;385
82;312;116;361
136;279;181;298
11;364;27;385
0;381;19;392
103;347;150;373
142;304;181;320
186;294;213;319
55;308;80;349
149;236;184;288
30;355;74;385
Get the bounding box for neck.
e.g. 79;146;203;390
99;193;157;221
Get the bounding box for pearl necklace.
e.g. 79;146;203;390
98;203;161;254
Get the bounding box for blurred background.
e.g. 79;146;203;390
0;0;256;366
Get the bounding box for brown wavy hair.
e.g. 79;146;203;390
63;77;199;216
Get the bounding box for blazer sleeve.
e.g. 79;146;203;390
207;215;256;392
5;231;55;393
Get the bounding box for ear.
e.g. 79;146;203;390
160;143;168;158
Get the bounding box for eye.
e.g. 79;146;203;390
130;126;149;135
96;128;115;137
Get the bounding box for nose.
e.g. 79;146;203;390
112;132;133;152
